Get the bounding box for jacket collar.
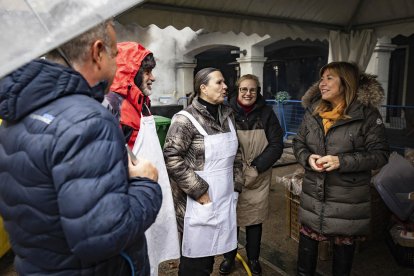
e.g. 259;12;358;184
301;73;384;112
0;59;92;122
192;97;233;125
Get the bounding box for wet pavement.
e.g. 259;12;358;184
2;152;414;275
159;151;414;275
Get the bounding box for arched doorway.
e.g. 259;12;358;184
194;45;239;97
263;39;328;100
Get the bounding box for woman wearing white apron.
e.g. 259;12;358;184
163;68;243;275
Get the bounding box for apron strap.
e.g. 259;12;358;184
227;117;235;135
142;103;152;116
176;111;208;136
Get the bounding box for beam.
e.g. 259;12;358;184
354;16;414;30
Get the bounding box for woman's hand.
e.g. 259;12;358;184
308;154;324;172
316;155;340;172
197;192;211;205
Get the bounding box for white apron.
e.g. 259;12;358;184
177;111;238;258
132;114;180;276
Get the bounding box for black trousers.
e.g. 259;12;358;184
178;255;215;276
178;231;215;276
224;224;263;261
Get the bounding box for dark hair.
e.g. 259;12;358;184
194;67;220;95
134;53;156;88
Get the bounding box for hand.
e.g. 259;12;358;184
316;155;340;172
128;157;159;182
308;154;324;172
197;192;211;205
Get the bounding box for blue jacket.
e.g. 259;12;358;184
0;59;162;275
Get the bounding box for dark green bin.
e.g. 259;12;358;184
154;115;171;147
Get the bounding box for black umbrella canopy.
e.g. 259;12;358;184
0;0;144;78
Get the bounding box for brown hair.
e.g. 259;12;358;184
314;61;360;118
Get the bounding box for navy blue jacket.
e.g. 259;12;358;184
0;59;162;275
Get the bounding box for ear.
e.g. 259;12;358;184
91;40;106;69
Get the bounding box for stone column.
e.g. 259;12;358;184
236;56;267;88
176;62;197;101
365;37;397;105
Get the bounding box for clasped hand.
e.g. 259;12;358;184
308;154;340;172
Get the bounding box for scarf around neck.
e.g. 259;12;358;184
237;99;255;114
318;103;344;134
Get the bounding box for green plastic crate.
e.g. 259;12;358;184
154;115;171;147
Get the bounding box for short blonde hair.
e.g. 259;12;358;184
236;74;260;89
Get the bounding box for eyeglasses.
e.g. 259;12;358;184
239;87;257;95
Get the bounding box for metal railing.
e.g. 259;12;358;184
266;100;414;152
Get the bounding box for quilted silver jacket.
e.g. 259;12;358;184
163;97;243;232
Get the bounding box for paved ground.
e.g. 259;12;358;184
2;151;414;275
158;152;414;275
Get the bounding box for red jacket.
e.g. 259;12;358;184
108;42;152;148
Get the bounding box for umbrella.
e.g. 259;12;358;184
0;0;144;78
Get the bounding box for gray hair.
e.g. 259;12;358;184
46;20;113;65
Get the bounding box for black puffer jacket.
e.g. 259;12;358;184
0;59;162;275
293;73;389;236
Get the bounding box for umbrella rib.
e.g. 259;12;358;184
23;0;73;67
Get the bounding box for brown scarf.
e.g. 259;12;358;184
319;103;344;134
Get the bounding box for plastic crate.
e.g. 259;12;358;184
285;188;300;242
386;224;414;268
154;115;171;147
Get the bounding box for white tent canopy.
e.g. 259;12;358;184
117;0;414;69
1;0;413;77
118;0;414;39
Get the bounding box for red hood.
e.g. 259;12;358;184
110;42;152;109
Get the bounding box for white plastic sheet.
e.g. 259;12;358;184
0;0;144;77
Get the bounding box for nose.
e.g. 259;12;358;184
223;82;228;90
319;80;326;88
149;72;155;82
